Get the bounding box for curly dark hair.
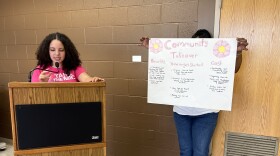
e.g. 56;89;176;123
36;32;82;75
192;29;212;38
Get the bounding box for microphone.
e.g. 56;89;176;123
55;62;59;68
28;62;60;82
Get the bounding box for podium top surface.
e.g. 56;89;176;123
8;82;106;88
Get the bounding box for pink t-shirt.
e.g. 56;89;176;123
31;65;86;82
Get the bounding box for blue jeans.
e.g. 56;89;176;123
173;112;218;156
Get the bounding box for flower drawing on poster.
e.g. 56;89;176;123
213;40;231;58
149;39;163;53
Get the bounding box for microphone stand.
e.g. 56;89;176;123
28;63;60;82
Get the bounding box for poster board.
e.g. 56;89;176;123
147;38;237;111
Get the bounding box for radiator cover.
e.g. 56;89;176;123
224;132;278;156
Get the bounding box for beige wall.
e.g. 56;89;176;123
0;0;200;155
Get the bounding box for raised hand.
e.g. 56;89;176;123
139;37;150;49
237;38;248;53
39;70;52;82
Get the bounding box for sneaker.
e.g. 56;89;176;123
0;142;6;150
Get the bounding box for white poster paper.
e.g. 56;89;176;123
147;38;237;111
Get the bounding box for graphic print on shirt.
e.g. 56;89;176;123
51;73;76;82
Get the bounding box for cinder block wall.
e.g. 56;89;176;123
0;0;198;155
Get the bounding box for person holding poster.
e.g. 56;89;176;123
140;29;248;156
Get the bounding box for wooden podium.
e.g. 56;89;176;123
8;82;106;156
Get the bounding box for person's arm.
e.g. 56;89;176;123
31;69;41;82
31;67;52;82
74;66;104;82
235;38;248;73
38;71;52;82
78;72;104;82
235;52;242;73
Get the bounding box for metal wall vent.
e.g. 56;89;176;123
224;132;279;156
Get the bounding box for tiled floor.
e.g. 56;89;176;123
0;138;13;156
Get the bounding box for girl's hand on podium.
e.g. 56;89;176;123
90;77;105;82
78;72;104;82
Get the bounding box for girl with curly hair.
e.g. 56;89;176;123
31;32;104;82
